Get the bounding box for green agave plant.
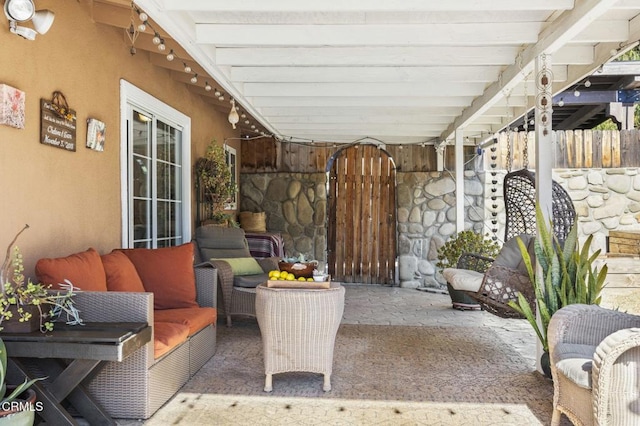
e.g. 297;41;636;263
0;338;44;404
508;206;607;352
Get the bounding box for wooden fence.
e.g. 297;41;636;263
240;130;640;174
240;138;473;173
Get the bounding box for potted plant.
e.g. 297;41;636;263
0;337;43;425
436;230;500;308
194;141;236;226
0;225;82;333
508;207;606;376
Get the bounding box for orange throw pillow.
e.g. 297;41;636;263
35;248;107;291
101;251;145;292
120;243;197;310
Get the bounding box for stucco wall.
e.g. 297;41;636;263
0;1;239;278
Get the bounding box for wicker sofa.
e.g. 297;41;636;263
35;243;217;420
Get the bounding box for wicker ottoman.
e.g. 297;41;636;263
255;283;345;392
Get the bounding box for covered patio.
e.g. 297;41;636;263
2;1;640;425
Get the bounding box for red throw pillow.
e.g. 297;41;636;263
35;248;107;291
101;251;145;292
119;243;197;310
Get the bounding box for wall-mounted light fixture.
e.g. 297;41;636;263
4;0;54;40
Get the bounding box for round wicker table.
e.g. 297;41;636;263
255;282;345;392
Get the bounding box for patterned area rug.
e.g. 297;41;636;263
151;320;555;425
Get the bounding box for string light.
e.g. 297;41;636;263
130;3;263;133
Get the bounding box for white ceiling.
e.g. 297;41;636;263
128;0;640;145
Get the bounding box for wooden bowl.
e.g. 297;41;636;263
278;261;316;278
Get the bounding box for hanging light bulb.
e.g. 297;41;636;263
228;99;240;129
584;79;592;88
138;21;147;32
244;119;250;125
251;124;256;129
190;74;198;84
558;98;565;107
152;32;161;45
158;40;166;51
183;63;191;73
574;89;580;97
241;112;246;119
166;50;175;61
138;11;148;22
218;95;224;101
214;89;221;97
205;82;212;91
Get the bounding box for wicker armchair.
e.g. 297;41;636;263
194;225;279;326
442;235;535;318
548;304;640;426
504;169;576;246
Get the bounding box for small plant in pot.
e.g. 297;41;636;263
194;141;237;226
0;225;83;333
0;337;43;425
436;230;500;307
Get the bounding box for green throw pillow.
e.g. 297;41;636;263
212;257;264;276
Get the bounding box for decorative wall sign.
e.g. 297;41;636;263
86;118;106;151
40;91;76;151
0;84;25;129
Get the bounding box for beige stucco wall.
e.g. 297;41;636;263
0;1;240;278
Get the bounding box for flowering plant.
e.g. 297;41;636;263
0;225;82;333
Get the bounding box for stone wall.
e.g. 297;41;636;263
396;171;486;289
239;173;327;262
240;168;640;289
239;171;486;289
554;168;640;252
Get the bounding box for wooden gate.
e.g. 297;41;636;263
328;144;397;284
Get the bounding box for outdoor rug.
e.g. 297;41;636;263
148;320;557;425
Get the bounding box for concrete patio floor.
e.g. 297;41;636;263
112;284;542;425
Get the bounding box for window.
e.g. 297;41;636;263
224;144;237;210
120;80;191;248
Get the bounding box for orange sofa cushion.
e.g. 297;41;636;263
119;243;197;310
101;251;146;292
35;248;107;291
154;307;217;336
153;322;189;359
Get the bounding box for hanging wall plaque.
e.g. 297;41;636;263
40;91;77;151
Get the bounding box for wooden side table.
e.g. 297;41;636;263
3;322;151;426
255;283;345;392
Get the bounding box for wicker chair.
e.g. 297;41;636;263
442;235;535;318
548;304;640;426
194;225;279;326
503;169;576;246
256;283;345;392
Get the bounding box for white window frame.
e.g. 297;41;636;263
119;80;191;247
224;144;238;211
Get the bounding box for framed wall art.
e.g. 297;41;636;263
86;118;106;152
